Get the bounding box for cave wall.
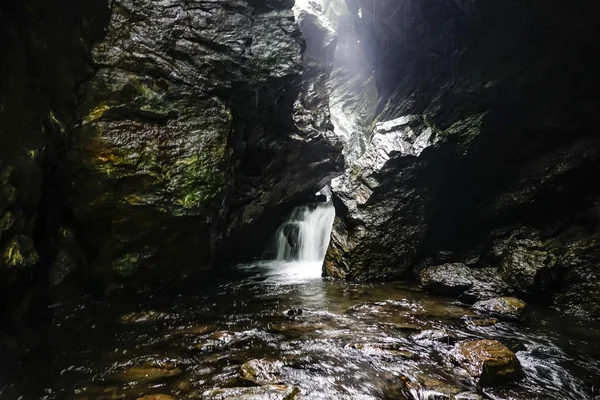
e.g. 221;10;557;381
72;0;343;278
1;0;344;326
325;0;600;318
0;0;109;325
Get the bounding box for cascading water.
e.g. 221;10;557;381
249;187;335;283
273;189;335;263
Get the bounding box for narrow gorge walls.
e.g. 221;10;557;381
324;0;600;319
1;0;345;324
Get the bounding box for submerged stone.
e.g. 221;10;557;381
410;329;458;345
450;340;524;386
112;366;182;383
462;316;499;328
404;374;465;400
472;297;527;321
170;325;216;337
202;385;300;400
345;342;418;360
240;359;284;386
119;310;176;325
194;331;235;351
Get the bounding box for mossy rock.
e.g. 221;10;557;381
450;339;524;386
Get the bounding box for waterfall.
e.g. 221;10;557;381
273;190;335;263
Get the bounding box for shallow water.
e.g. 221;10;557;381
2;261;600;399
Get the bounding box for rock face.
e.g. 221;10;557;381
450;340;524;386
71;0;343;282
325;116;442;280
419;263;511;303
1;0;344;317
0;0;109;323
324;0;600;318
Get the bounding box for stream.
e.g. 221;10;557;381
2;259;600;399
2;201;600;399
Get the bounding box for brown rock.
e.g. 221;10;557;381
472;297;527;320
136;395;175;400
450;339;524;386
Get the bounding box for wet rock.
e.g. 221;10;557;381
136;395;174;400
405;374;465;400
460;268;512;303
119;311;176;325
325;115;440;280
112;365;182;383
419;264;511;304
497;237;557;295
286;308;303;318
420;263;474;296
320;0;600;322
64;0;344;284
410;329;458;345
472;297;527;321
240;359;284;386
202;385;300;400
450;340;524;386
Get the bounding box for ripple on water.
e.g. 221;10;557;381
5;262;600;400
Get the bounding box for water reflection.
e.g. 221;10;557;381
4;261;600;399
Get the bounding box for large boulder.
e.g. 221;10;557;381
419;263;510;302
325;115;444;280
420;263;473;296
496;237;557;295
450;340;524;386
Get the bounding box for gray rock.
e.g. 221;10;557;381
498;237;556;295
472;297;527;321
420;263;474;296
66;0;343;282
325;115;442;280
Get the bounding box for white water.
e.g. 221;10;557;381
253;189;335;283
274;201;335;262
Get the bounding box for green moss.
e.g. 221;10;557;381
49;111;66;133
173;135;230;210
2;236;39;268
112;253;139;277
84;103;113;123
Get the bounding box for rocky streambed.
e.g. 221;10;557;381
3;262;599;399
